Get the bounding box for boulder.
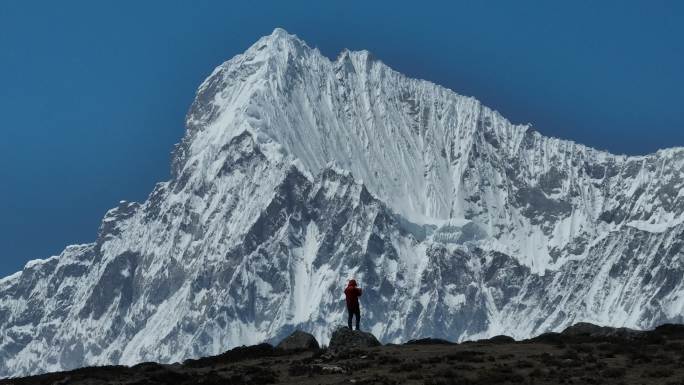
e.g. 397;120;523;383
276;330;320;351
329;327;381;351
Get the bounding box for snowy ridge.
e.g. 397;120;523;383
180;28;684;272
1;28;683;378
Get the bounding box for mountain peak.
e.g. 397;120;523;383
269;27;294;40
247;27;311;55
264;27;303;44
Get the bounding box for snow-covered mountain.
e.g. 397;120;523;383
1;28;683;378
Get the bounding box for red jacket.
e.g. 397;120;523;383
344;281;362;310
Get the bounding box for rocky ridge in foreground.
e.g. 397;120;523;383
3;323;684;385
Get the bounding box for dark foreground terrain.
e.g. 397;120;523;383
3;323;684;385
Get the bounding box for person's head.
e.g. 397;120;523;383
348;279;357;287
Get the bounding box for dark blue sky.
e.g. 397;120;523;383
1;1;682;277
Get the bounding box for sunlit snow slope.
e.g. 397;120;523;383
1;29;683;377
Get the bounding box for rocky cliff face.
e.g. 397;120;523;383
1;28;683;377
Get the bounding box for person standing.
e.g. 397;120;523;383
344;279;363;331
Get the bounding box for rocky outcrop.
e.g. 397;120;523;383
6;322;684;385
276;331;320;351
560;322;645;339
329;327;381;351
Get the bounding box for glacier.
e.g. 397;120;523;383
1;28;683;377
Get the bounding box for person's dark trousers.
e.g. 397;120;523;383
347;307;361;330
